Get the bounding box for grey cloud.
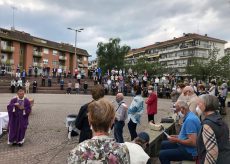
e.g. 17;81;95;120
0;0;230;59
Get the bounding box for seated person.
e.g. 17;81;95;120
68;98;130;163
159;100;201;164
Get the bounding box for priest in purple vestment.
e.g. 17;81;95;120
7;89;31;146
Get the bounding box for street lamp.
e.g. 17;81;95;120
67;27;84;69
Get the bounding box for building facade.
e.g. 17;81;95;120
125;33;227;75
225;48;230;55
0;27;89;76
88;58;98;70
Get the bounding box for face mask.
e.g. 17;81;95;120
177;88;181;93
196;106;203;116
148;90;152;94
178;111;184;118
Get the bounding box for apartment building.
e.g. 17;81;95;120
125;33;227;75
88;58;98;70
225;48;230;55
0;27;89;76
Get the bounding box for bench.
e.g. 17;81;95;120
145;122;175;157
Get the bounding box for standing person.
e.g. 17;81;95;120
25;80;30;94
209;80;218;96
10;79;16;93
1;64;6;76
74;81;80;94
17;78;23;91
21;69;26;84
28;65;32;77
74;67;78;79
159;100;201;163
75;84;105;143
34;66;38;77
60;78;64;90
67;81;72;94
68;98;130;163
83;81;88;94
128;85;144;141
145;85;158;123
7;89;31;146
114;93;128;143
41;75;45;87
48;76;52;87
32;80;37;93
77;73;81;84
58;67;62;78
219;80;228;115
197;94;230;163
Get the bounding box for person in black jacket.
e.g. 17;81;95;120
75;84;105;143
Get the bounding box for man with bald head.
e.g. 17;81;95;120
177;86;199;115
114;92;128;143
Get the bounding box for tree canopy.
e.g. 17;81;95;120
186;48;230;81
125;57;165;77
96;38;130;74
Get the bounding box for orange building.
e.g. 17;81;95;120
0;27;89;76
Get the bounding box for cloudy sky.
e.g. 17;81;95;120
0;0;230;60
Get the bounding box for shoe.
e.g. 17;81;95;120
18;143;23;147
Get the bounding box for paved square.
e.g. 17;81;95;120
0;93;173;164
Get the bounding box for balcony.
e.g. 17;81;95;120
78;59;83;64
9;59;14;64
33;51;42;57
1;45;14;52
1;59;14;65
59;55;67;60
33;62;43;67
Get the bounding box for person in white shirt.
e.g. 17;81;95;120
25;80;30;94
124;132;150;164
75;81;80;94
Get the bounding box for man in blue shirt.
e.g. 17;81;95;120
159;100;201;164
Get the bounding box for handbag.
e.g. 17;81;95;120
160;117;174;123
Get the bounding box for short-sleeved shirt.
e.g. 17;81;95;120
178;111;201;156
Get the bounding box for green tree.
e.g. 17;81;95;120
125;57;165;77
186;48;222;80
96;38;130;74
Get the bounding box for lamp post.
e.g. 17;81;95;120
67;27;84;69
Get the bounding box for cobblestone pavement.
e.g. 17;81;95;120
0;93;229;164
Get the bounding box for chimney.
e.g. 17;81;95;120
204;34;207;37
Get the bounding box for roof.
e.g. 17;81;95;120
128;33;227;55
0;27;89;57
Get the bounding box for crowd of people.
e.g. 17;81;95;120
6;65;90;94
3;65;230;163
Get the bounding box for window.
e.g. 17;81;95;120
53;50;58;55
43;59;48;65
43;48;49;54
52;61;59;65
83;57;87;61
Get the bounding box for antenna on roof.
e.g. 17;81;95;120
11;6;17;30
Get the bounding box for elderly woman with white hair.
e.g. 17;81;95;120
196;94;230;163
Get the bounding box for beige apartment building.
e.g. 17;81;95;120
125;33;227;75
0;27;89;76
